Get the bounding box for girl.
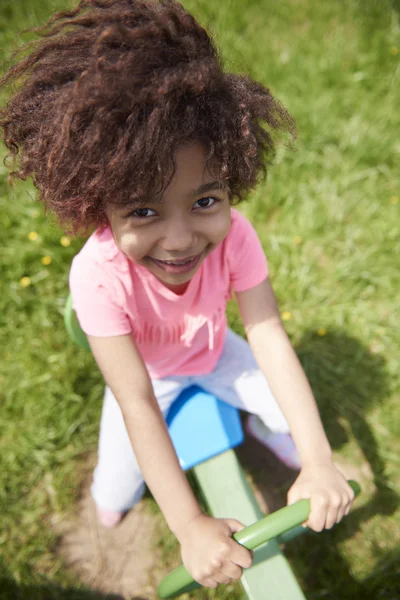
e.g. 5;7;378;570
0;0;354;589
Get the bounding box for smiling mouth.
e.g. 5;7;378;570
147;253;203;274
151;256;197;266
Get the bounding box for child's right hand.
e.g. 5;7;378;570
176;513;253;588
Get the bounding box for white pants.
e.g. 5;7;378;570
91;329;290;512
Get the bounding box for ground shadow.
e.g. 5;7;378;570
390;0;400;13
0;575;149;600
353;0;400;24
296;330;398;520
0;570;126;600
237;329;398;599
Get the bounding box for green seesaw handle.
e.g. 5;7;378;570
158;480;361;599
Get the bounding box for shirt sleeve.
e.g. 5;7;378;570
69;253;132;337
228;210;269;293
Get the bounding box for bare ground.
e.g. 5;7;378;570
56;439;373;600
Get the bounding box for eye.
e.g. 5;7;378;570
193;196;217;210
130;207;157;219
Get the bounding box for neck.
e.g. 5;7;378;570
162;281;190;295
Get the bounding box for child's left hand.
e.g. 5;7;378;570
287;461;355;531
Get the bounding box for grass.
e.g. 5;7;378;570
1;0;399;599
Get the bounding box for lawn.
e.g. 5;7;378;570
0;0;399;599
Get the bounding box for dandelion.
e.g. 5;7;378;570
390;195;398;205
294;236;302;245
281;311;292;321
317;327;327;336
369;340;384;354
28;231;39;241
20;276;31;287
41;256;52;265
60;236;71;247
390;46;399;56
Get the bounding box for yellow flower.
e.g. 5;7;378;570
281;311;292;321
317;327;327;336
60;236;71;247
28;231;39;241
294;235;303;245
390;46;399;56
41;256;52;265
390;195;398;205
369;340;384;354
20;276;31;288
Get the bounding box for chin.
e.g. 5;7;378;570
160;272;193;285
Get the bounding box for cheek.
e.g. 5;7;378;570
208;209;231;243
114;229;149;259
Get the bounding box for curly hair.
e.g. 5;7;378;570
0;0;296;234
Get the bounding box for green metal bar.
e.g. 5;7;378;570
158;450;307;599
278;524;308;545
64;293;90;351
194;450;308;600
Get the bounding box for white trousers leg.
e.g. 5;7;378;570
91;376;192;512
91;329;290;512
199;329;290;433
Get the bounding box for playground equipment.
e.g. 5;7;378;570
64;294;360;600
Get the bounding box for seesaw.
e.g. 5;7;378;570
64;293;360;599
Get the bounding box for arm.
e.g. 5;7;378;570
236;278;355;531
88;333;201;533
88;333;252;586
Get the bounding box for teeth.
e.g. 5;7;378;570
164;258;193;265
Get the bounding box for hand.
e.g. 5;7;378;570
287;461;355;531
176;513;253;588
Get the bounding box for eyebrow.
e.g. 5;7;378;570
128;181;226;208
187;181;226;198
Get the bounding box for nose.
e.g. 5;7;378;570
161;216;197;254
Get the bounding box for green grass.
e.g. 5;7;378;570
1;0;399;599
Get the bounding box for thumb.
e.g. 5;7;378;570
287;487;309;527
287;489;302;506
224;518;246;534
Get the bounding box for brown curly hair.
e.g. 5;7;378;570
0;0;296;234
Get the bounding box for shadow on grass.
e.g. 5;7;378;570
354;0;400;22
238;329;398;600
296;330;397;515
0;575;125;600
0;558;150;600
390;0;400;13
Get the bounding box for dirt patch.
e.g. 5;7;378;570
56;475;166;600
55;441;373;599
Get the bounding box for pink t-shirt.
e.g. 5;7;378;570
69;209;268;379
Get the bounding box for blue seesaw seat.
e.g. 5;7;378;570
166;385;244;470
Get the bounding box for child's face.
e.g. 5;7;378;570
106;141;231;293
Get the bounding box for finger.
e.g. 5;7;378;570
335;494;353;524
224;518;246;534
334;504;347;525
201;577;218;589
325;507;340;529
213;571;232;585
331;489;356;527
344;499;353;516
287;487;302;506
341;493;355;519
307;495;329;532
228;538;253;569
220;561;243;581
324;493;343;529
